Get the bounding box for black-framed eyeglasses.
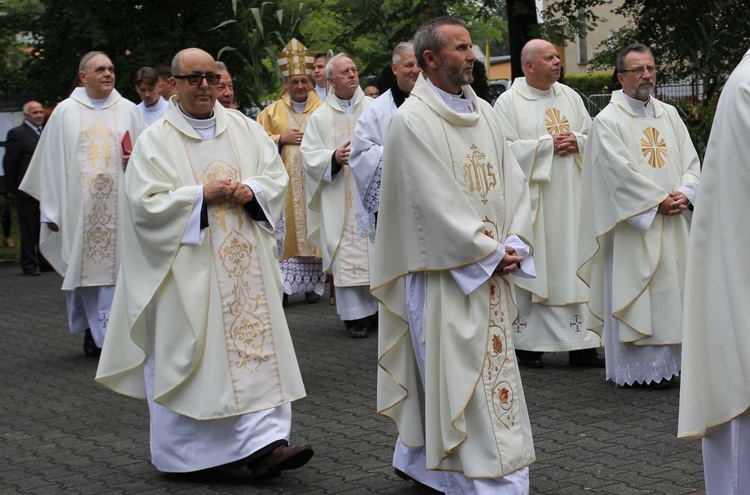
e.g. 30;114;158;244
620;66;657;76
173;73;222;86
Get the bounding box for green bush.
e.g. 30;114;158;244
561;72;613;95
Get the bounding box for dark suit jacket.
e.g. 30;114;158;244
3;122;41;197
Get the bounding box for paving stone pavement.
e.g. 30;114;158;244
0;262;706;494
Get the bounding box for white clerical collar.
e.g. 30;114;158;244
88;96;107;111
291;98;307;114
334;94;354;114
524;80;553;98
425;77;474;114
622;91;655;118
178;103;216;141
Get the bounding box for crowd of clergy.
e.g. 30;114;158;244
11;12;749;495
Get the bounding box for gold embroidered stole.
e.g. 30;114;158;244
281;106;318;259
449;132;527;451
185;135;283;408
332;109;370;286
78;105;120;285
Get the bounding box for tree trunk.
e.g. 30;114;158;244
506;0;539;79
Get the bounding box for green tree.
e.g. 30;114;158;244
0;0;43;94
213;0;306;110
22;1;236;104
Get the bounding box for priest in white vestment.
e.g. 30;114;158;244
372;17;535;495
301;53;377;339
257;38;326;304
95;48;313;477
678;48;750;494
134;66;168;126
350;41;420;240
494;39;602;369
577;44;700;387
312;52;328;101
20;51;144;357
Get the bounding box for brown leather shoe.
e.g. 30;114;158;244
249;443;313;479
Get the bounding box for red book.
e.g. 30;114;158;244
121;131;132;155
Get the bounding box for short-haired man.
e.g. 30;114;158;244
311;51;328;101
578;43;700;388
20;51;144;357
372;16;535;493
301;53;377;338
257;39;325;304
134;66;168;125
363;85;379;98
494;39;603;369
96;48;313;477
215;61;236;109
350;41;420;239
3;101;46;276
155;63;176;101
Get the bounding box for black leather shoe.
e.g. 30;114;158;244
516;350;544;368
83;329;101;357
304;291;321;303
248;443;314;479
23;268;41;276
569;348;606;368
282;293;289;308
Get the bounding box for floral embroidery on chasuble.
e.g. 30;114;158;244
78;107;120;285
332;109;371;287
281;106;318;259
450;135;527;450
185;137;283;408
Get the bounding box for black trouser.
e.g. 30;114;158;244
16;195;44;274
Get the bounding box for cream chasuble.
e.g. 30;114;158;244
301;88;372;285
96;102;305;420
257;93;322;259
19;87;143;289
494;78;598;352
373;75;535;478
679;49;750;440
578;91;700;346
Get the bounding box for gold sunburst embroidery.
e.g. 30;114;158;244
641;127;668;168
545;107;570;134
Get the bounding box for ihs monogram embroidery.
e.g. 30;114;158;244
641;127;668;168
545;107;570;134
463;145;497;204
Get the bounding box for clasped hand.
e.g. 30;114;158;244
494;245;523;277
552;132;579;156
658;191;689;216
204;179;254;205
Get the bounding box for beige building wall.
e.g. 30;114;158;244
548;0;626;75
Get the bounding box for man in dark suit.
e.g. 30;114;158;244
3;101;46;276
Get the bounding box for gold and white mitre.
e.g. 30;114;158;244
277;38;314;77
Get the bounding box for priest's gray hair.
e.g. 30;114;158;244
392;42;414;64
414;16;466;70
325;53;352;79
78;51;108;72
616;43;653;72
216;61;228;72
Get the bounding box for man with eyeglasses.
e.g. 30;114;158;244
96;47;313;477
20;51;144;357
301;53;378;339
578;43;700;388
